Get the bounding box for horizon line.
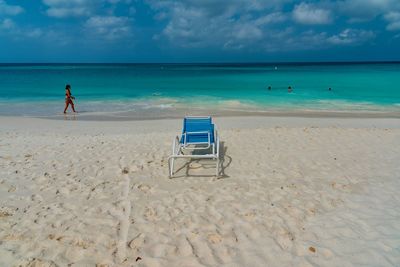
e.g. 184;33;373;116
1;60;400;65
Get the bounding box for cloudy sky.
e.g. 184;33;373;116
1;0;400;62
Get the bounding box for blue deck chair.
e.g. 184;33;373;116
169;116;220;177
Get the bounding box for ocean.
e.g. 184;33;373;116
0;63;399;118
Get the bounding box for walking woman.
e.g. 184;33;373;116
63;84;76;113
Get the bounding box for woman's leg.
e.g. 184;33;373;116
70;101;76;112
64;101;70;113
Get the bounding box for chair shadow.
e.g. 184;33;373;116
171;141;232;179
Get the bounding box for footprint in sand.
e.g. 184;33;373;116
130;165;141;172
8;185;16;193
144;207;158;221
64;246;84;262
177;236;194;257
51;220;62;229
243;211;257;221
137;184;152;194
71;237;93;249
0;206;15;217
207;233;223;244
129;233;145;251
33;175;47;184
31;194;43;202
56;187;70;196
18;258;57;267
275;229;296;251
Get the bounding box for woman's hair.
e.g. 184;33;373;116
66;84;71;90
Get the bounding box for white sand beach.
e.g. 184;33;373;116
1;115;400;267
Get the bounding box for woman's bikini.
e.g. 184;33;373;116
66;90;72;101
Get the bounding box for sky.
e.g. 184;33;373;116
1;0;400;63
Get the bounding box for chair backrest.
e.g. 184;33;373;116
183;116;212;132
182;116;215;144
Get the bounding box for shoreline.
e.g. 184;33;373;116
2;95;400;120
1;115;399;135
1;107;400;122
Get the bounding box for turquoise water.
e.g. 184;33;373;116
0;63;399;116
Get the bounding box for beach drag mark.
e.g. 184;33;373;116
109;170;132;264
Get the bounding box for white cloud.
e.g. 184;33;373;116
234;23;263;40
0;0;23;15
264;29;329;51
47;7;92;18
292;3;332;25
387;22;400;31
147;0;291;49
336;0;400;33
1;1;136;44
148;0;291;17
42;0;98;18
261;28;375;51
128;7;136;16
0;18;15;30
254;12;287;26
384;12;400;21
384;12;400;31
84;16;132;40
327;29;375;45
107;0;132;3
25;28;44;38
337;0;398;21
145;0;386;52
42;0;135;18
0;18;47;40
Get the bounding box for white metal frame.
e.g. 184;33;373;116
168;118;220;177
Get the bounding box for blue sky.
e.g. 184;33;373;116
1;0;400;62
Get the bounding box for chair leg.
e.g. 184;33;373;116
216;157;219;177
169;157;175;178
215;137;220;177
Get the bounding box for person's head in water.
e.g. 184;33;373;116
288;86;292;92
268;86;272;90
328;87;332;91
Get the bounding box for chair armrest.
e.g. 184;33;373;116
172;135;181;155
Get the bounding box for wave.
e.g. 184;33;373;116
0;97;399;117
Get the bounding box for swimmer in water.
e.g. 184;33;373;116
288;86;292;93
